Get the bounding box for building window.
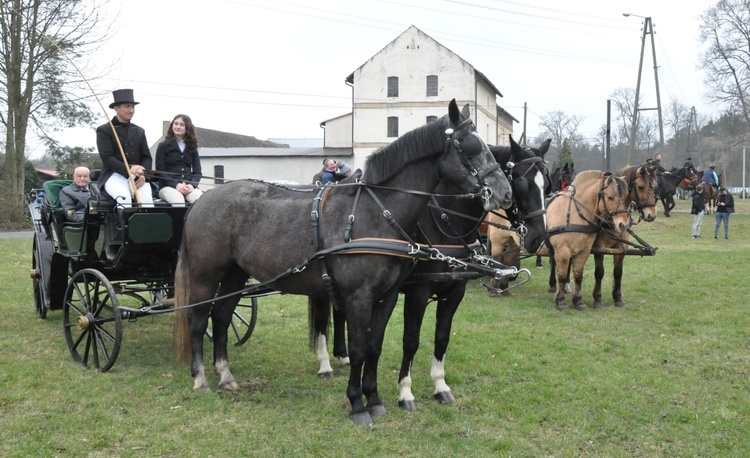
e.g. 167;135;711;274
426;75;438;96
387;117;399;137
214;165;224;184
426;115;438;124
387;76;399;97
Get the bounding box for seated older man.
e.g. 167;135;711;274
59;166;91;223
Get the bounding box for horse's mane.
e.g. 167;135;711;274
363;116;449;185
572;170;628;201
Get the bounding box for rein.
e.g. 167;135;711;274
547;174;628;237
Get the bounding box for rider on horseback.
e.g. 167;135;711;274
653;154;667;198
701;164;719;190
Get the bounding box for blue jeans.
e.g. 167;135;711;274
714;212;730;237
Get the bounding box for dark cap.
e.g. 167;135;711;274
109;89;140;109
710;164;716;169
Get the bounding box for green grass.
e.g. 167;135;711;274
1;199;749;457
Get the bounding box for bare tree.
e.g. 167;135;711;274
538;110;585;150
699;0;750;125
1;0;108;219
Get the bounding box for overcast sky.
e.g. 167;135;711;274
58;0;717;152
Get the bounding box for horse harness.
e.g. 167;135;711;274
307;122;516;310
546;173;629;237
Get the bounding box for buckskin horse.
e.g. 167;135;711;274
545;170;631;311
172;99;513;425
590;164;658;308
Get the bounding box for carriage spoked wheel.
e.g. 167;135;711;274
63;268;123;372
205;280;259;347
31;234;49;318
31;237;47;319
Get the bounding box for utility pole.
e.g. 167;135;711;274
522;102;527;146
624;14;665;163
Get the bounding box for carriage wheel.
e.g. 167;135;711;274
63;268;122;372
31;234;51;319
205;296;258;347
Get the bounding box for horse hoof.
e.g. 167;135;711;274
194;385;211;393
338;357;351;366
574;304;587;311
349;412;373;426
219;380;239;393
592;301;604;309
615;301;627;308
555;303;569;312
318;371;334;379
398;399;419;412
367;403;388;418
434;390;456;404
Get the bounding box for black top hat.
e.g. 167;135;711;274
109;89;140;109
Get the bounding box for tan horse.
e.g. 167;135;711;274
590;164;659;308
546;170;631;311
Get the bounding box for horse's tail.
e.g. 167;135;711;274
173;225;192;365
308;296;330;352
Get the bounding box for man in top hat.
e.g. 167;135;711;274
95;89;153;206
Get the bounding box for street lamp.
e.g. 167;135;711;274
623;13;665;164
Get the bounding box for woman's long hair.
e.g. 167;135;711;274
164;114;198;150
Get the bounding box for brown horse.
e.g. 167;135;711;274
546;170;631;311
691;171;722;214
590;164;659;308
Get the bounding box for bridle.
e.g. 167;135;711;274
628;166;658;219
443;118;501;209
598;175;632;226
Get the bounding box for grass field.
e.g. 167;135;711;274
1;198;749;457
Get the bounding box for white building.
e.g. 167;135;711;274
189;25;517;186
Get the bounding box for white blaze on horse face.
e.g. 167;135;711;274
533;169;547;226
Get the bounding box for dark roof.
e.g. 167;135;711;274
195;126;288;148
198;147;352;158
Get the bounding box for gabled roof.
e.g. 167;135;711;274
345;25;502;97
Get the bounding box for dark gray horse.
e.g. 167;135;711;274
311;136;550;412
173;100;513;426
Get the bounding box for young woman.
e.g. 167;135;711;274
155;114;203;205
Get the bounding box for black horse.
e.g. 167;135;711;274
173;100;513;425
659;166;693;217
550;162;575;194
311;136;550;412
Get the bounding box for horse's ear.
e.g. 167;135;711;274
538;139;552;156
461;103;471;120
448;99;460;125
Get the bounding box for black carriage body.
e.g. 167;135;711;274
29;179;187;313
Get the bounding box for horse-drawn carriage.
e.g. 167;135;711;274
28;173;261;372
